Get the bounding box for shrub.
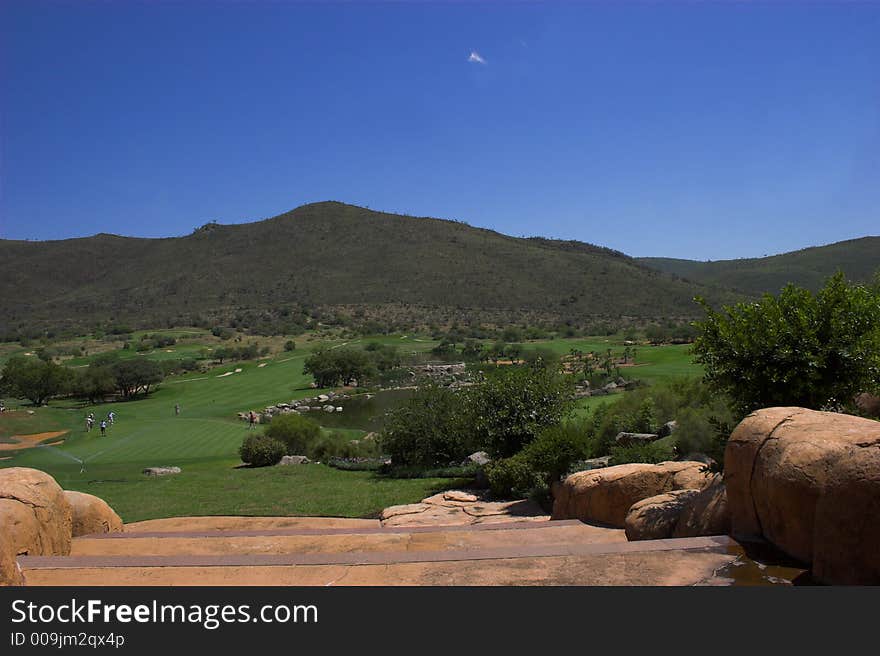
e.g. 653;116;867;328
693;272;880;414
284;340;296;352
609;441;674;466
464;365;574;459
523;421;594;481
380;385;472;468
263;413;322;455
239;434;285;467
485;419;595;498
485;454;542;498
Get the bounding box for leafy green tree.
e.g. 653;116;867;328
465;365;574;459
111;359;164;399
73;366;116;403
0;356;72;405
693;272;880;414
302;348;376;387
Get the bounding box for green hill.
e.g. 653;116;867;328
0;202;735;335
637;237;880;295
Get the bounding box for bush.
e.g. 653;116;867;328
485;455;542;498
609;441;674;466
263;413;322;455
239;434;285;467
284;340;296;352
485;420;595;498
693;272;880;414
464;365;574;459
380;385;472;468
308;431;380;461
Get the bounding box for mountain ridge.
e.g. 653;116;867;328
1;202;876;336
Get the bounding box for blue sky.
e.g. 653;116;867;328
1;1;878;260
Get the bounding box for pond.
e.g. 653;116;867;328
303;388;416;433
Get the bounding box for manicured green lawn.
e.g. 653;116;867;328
0;334;698;521
1;336;457;521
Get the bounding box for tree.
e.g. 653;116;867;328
0;356;71;405
73;365;116;403
111;359;164;399
302;348;376;387
693;272;880;414
464;365;574;459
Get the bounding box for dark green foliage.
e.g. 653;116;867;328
0;356;72;405
308;431;380;461
466;366;574;459
693;272;880;414
486;420;596;497
72;365;116;403
110;359;164;399
485;455;541;498
303;347;377;387
380;385;471;468
589;379;737;464
263;413;322;455
214;344;261;363
284;340;296;352
239;434;285;467
609;441;674;466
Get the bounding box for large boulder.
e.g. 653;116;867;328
725;407;880;585
63;491;123;537
551;461;713;527
0;467;72;556
0;499;40;585
673;477;730;538
623;477;730;541
624;489;700;541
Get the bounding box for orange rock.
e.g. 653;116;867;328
624;489;700;541
673;477;730;538
551;461;713;527
0;467;72;556
724;407;880;584
0;499;37;585
64;491;123;537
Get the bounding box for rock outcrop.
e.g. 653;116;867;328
0;467;74;585
0;467;72;557
624;489;700;541
64;491;124;537
380;490;546;527
672;477;730;538
725;407;880;585
551;461;712;527
623;476;730;541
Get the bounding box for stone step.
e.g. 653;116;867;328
70;521;624;557
20;536;738;586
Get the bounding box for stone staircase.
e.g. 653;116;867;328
15;515;785;586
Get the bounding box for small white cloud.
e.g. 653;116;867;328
468;51;486;65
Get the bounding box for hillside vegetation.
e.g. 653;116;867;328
0;202;737;335
637;237;880;295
